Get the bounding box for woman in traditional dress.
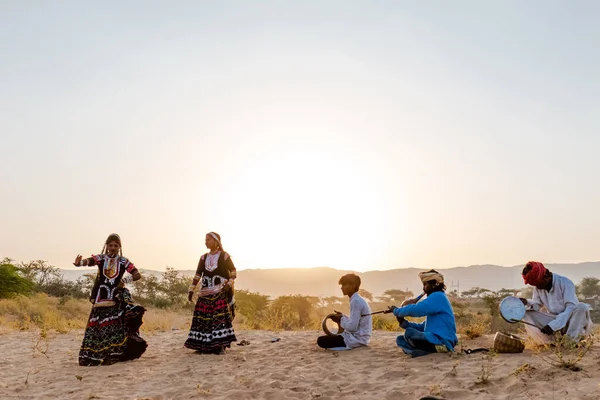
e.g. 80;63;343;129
184;232;237;354
74;233;147;366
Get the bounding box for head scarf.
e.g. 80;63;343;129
522;261;547;286
208;232;222;249
419;269;444;284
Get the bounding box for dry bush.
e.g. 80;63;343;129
536;333;595;371
475;350;496;385
457;313;491;340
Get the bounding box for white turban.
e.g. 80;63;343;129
419;270;444;284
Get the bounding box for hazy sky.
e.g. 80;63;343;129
1;1;599;272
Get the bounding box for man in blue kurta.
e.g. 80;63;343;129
390;270;458;358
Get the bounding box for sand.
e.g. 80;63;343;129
1;329;599;400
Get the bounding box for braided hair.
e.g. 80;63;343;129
101;233;123;256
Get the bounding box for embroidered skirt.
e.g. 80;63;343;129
184;290;236;352
79;290;147;366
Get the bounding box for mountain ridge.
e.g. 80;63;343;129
59;262;600;298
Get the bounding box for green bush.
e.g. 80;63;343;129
0;260;33;298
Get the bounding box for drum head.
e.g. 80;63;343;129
499;296;526;323
322;313;345;336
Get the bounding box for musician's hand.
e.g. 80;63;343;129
74;254;82;266
519;298;528;306
396;316;406;326
541;325;554;335
387;305;398;314
188;291;194;302
331;312;342;324
401;298;418;306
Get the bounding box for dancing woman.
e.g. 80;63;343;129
74;233;147;366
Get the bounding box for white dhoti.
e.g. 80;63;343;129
522;303;593;344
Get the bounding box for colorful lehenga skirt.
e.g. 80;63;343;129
184;290;237;353
79;289;147;366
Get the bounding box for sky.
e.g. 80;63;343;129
1;1;599;272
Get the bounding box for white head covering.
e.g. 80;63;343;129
419;269;444;284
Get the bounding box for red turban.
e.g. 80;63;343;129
522;261;547;286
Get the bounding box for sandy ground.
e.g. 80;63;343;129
1;329;600;400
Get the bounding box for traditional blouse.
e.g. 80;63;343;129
193;251;237;295
84;254;138;306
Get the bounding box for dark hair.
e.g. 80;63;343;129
427;280;446;292
339;273;361;288
101;233;122;256
105;234;121;246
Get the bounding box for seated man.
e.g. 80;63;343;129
317;273;372;349
520;261;592;344
390;270;457;358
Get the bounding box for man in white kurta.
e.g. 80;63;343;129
520;261;592;344
316;273;372;349
339;290;372;348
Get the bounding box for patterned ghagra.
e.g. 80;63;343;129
184;251;237;353
78;254;147;366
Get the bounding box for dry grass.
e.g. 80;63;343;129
0;294;190;334
372;315;400;331
0;293;88;332
141;308;189;332
458;313;491;340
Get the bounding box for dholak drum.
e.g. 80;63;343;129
493;332;525;353
499;296;526;324
322;313;345;336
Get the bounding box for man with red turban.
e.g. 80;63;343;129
519;261;592;344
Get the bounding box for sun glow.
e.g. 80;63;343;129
215;146;399;271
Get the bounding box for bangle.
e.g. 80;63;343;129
79;260;86;266
122;276;133;284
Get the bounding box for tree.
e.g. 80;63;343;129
235;290;270;328
358;289;373;301
461;287;492;299
132;274;161;303
77;273;98;295
322;296;345;307
159;267;189;306
577;277;600;298
13;259;88;298
481;291;502;317
497;288;520;298
0;260;33;298
18;260;61;287
381;289;413;302
268;295;315;330
519;286;533;299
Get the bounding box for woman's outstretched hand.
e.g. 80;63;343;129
74;254;82;266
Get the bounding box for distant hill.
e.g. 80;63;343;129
59;262;600;298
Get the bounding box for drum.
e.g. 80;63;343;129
493;332;525;353
499;296;526;324
322;313;345;336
